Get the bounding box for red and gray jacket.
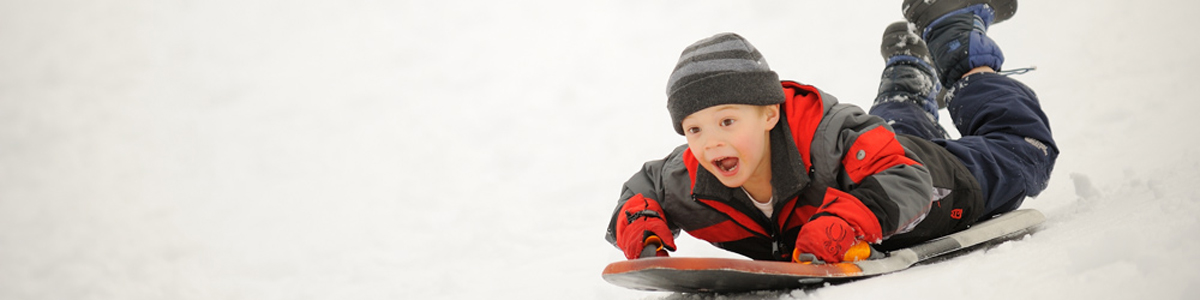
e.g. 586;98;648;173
606;81;983;261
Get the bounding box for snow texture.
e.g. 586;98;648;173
1;0;1199;299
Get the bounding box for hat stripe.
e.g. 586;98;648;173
677;38;761;64
681;33;750;53
667;58;770;93
675;49;766;70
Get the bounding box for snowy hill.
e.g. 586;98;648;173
1;0;1198;299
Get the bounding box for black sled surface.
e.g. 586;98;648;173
602;209;1045;293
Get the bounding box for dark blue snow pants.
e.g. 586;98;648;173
870;72;1059;218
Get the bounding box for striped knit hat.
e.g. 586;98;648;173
667;33;786;135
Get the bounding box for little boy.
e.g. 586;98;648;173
605;0;1057;264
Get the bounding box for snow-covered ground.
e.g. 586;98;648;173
2;0;1198;299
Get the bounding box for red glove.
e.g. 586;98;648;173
793;215;857;264
794;188;884;264
614;194;677;259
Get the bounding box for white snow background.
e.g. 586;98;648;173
2;0;1199;299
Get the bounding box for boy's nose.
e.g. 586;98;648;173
703;136;725;150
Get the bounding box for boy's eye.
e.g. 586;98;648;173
686;127;701;134
720;119;735;126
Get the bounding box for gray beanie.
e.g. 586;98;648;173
667;33;786;135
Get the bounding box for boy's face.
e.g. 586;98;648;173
681;104;780;188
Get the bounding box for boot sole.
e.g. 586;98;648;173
902;0;1018;31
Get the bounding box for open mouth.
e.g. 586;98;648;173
713;157;740;174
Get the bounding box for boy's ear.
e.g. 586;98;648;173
763;104;781;129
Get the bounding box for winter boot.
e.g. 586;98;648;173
880;21;934;67
901;0;1015;87
902;0;1017;37
873;21;949;139
877;21;941;114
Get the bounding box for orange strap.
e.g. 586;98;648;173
793;240;874;264
644;235;664;252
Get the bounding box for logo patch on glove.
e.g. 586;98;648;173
823;220;850;255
